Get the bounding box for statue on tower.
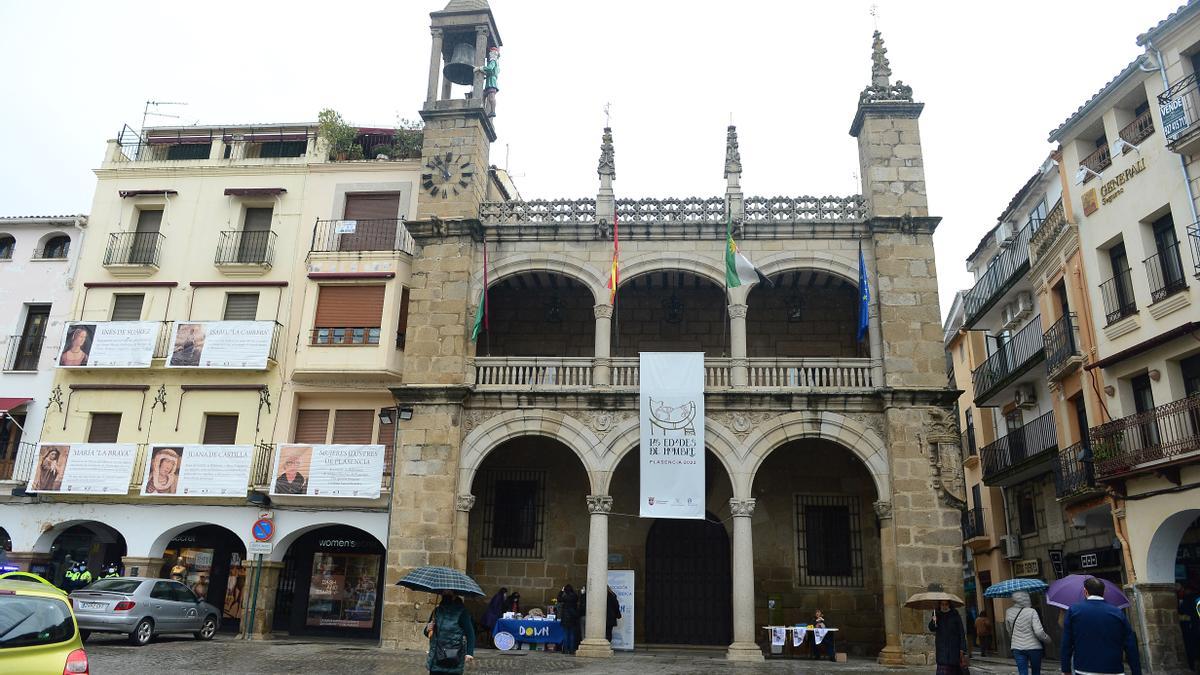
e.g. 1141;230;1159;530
476;46;500;117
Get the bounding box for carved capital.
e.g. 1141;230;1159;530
727;303;748;320
873;500;893;520
456;494;476;512
730;498;756;517
586;495;613;514
431;27;443;37
593;304;613;320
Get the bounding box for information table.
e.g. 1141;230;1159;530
762;625;839;660
493;618;566;648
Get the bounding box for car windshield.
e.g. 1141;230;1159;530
86;579;142;594
0;595;75;648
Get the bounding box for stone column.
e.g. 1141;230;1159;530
452;494;475;570
426;28;443;105
1131;582;1188;672
121;556;164;579
240;559;285;639
593;304;613;386
727;498;762;661
728;303;748;386
471;27;489;104
874;500;904;665
576;494;613;658
4;551;50;573
867;258;885;386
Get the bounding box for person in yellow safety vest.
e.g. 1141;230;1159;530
76;561;93;587
101;563;120;579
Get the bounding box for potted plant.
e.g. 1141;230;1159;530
317;108;359;160
393;118;425;159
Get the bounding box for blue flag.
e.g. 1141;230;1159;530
857;245;870;341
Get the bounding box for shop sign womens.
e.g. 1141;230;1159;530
639;352;705;519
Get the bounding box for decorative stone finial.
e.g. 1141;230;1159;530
871;30;891;87
598;127;615;178
724;125;742;178
857;31;914;108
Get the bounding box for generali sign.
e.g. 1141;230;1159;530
1100;157;1147;206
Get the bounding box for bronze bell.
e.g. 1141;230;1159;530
443;42;476;86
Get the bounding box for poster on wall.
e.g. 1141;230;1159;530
306;552;380;629
269;444;385;499
166;321;274;369
27;443;137;494
607;570;635;651
139;445;253;496
639;352;705;519
56;321;158;368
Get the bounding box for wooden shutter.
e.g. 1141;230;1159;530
243;208;273;231
313;286;385;328
343;193;400;220
111;295;144;321
341;193;400;251
135;209;163;234
88;413;122;442
331;410;374;444
293;409;329;444
202;415;239;444
223;293;260;321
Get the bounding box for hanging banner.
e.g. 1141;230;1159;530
269;444;385;499
27;443;137;494
607;570;635;651
140;445;254;496
166;321;274;369
56;321;158;368
639;352;705;519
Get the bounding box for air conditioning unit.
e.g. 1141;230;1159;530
994;222;1015;248
1002;534;1022;560
1015;385;1037;409
1015;292;1034;320
1001;303;1018;329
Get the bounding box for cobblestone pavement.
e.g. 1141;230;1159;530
83;634;1013;674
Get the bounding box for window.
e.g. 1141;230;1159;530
238;208;272;263
130;209;163;265
169;582;198;603
396;287;411;349
1149;213;1186;301
479;469;545;558
1102;242;1136;324
165;143;211;160
111;294;144;321
0;235;14;260
256;141;306;158
40;235;70;259
1183;354;1200;397
88;413;122;443
795;494;864;586
293;410;330;444
1025;199;1048;232
150;581;176;601
332;410;374;444
312;285;385;345
0;595;74;647
202;414;239;444
339;193;401;251
1017;491;1037;535
13;305;50;371
1053;281;1070;317
1131;372;1160;449
223;293;259;321
965;409;977;455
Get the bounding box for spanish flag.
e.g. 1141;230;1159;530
606;213;619;302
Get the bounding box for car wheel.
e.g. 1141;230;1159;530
129;618;154;646
80;630;91;642
194;615;217;640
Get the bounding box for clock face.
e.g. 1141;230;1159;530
421;152;475;199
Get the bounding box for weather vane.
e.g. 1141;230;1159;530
870;4;880;30
604;102;612;127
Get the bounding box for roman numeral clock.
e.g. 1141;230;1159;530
421;151;475;198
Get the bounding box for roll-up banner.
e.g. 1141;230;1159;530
269;444;385;498
27;443;137;494
140;445;254;496
639;352;704;519
57;321;158;368
167;321;274;369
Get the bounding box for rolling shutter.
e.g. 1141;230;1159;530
88;413;122;442
202;415;239;444
341;193;400;251
111;294;145;321
293;409;329;444
343;193;400;220
135;209;163;234
223;293;260;321
313;286;385;328
331;410;374;444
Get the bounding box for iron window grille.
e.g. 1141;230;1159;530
794;494;864;587
479;468;545;559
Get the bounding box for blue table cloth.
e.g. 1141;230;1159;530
494;618;565;644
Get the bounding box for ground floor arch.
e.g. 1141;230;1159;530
273;524;386;639
45;521;127;588
159;524;248;631
644;512;732;645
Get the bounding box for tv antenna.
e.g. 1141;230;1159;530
141;100;188;133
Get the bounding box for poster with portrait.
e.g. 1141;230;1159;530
269;444;384;498
57;321;158;368
639;352;705;519
27;443;137;494
139;445;253;496
167;321;274;369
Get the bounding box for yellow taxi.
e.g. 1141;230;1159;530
0;572;89;674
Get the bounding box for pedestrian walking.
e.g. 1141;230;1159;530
1005;591;1050;675
424;590;475;673
557;584;580;655
1060;577;1141;675
928;600;969;675
605;586;621;643
974;608;993;657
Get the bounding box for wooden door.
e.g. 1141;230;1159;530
644;514;732;645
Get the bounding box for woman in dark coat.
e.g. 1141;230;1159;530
424;591;475;674
504;591;521;615
556;584;580;654
481;586;507;644
927;600;969;674
605;586;622;642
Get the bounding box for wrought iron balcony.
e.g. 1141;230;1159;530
1099;268;1137;325
4;333;45;371
1145;241;1188;303
1158;72;1200;154
972;316;1044;405
310;219;415;255
0;441;38;482
1029;199;1067;264
103;232;165;267
1043;313;1082;381
962;428;978;457
1190;223;1200;277
981;411;1058;486
1079;144;1112;183
962;505;986;540
962;223;1033;327
1119;110;1155;147
1091;393;1200;480
215;230;277;266
1053;441;1099;500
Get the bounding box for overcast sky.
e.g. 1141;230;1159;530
0;1;1185;319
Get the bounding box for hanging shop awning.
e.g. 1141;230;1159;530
0;397;32;414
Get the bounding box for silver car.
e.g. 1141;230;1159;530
68;577;220;646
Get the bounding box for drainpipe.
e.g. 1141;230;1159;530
1144;40;1200;225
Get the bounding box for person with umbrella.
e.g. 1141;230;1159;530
906;591;968;674
397;566;482;673
984;578;1051;675
1059;576;1141;675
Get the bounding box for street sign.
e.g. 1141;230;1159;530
251;518;274;542
248;541;273;555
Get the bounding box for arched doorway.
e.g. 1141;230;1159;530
159;525;247;632
48;522;126;587
644;513;731;645
1147;509;1200;584
273;525;385;639
0;526;12;573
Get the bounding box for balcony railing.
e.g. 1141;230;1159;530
972;316;1044;404
215;230;277;266
963;223;1033;326
310;327;381;346
1053;441;1098;499
1043;313;1082;379
1158;72;1200;145
1190;224;1200;277
746;358;874;388
981;411;1059;483
1145;241;1188;303
311;219;415;255
1091;393;1200;479
4;333;45;371
1079;144;1112;182
103;232;165;267
1099;268;1137;325
962;506;986;540
1;442;38;482
1119;110;1155;147
962;428;978;457
474;357;595;388
1029;199;1067;263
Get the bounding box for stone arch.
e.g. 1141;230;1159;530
1143;508;1200;583
595;416;743;497
32;519;126;554
459;409;602;495
617;252;728;293
270;522;385;564
146;521;244;559
470;253;608;305
741;411;889;500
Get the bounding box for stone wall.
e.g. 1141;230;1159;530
745;283;860;358
873;232;945;388
482;281;594;357
855;113;928;219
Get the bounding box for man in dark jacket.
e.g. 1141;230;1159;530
1060;577;1142;675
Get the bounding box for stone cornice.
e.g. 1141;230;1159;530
388;384;471;405
849;100;925;137
868;215;942;235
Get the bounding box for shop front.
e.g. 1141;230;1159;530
273;525;384;638
160;525;247;631
48;523;126;586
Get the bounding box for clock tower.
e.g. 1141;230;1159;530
417;0;500;220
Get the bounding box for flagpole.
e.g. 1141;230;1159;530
483;232;490;357
612;212;619;359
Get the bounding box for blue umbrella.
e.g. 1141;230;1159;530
984;578;1049;598
397;565;484;597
